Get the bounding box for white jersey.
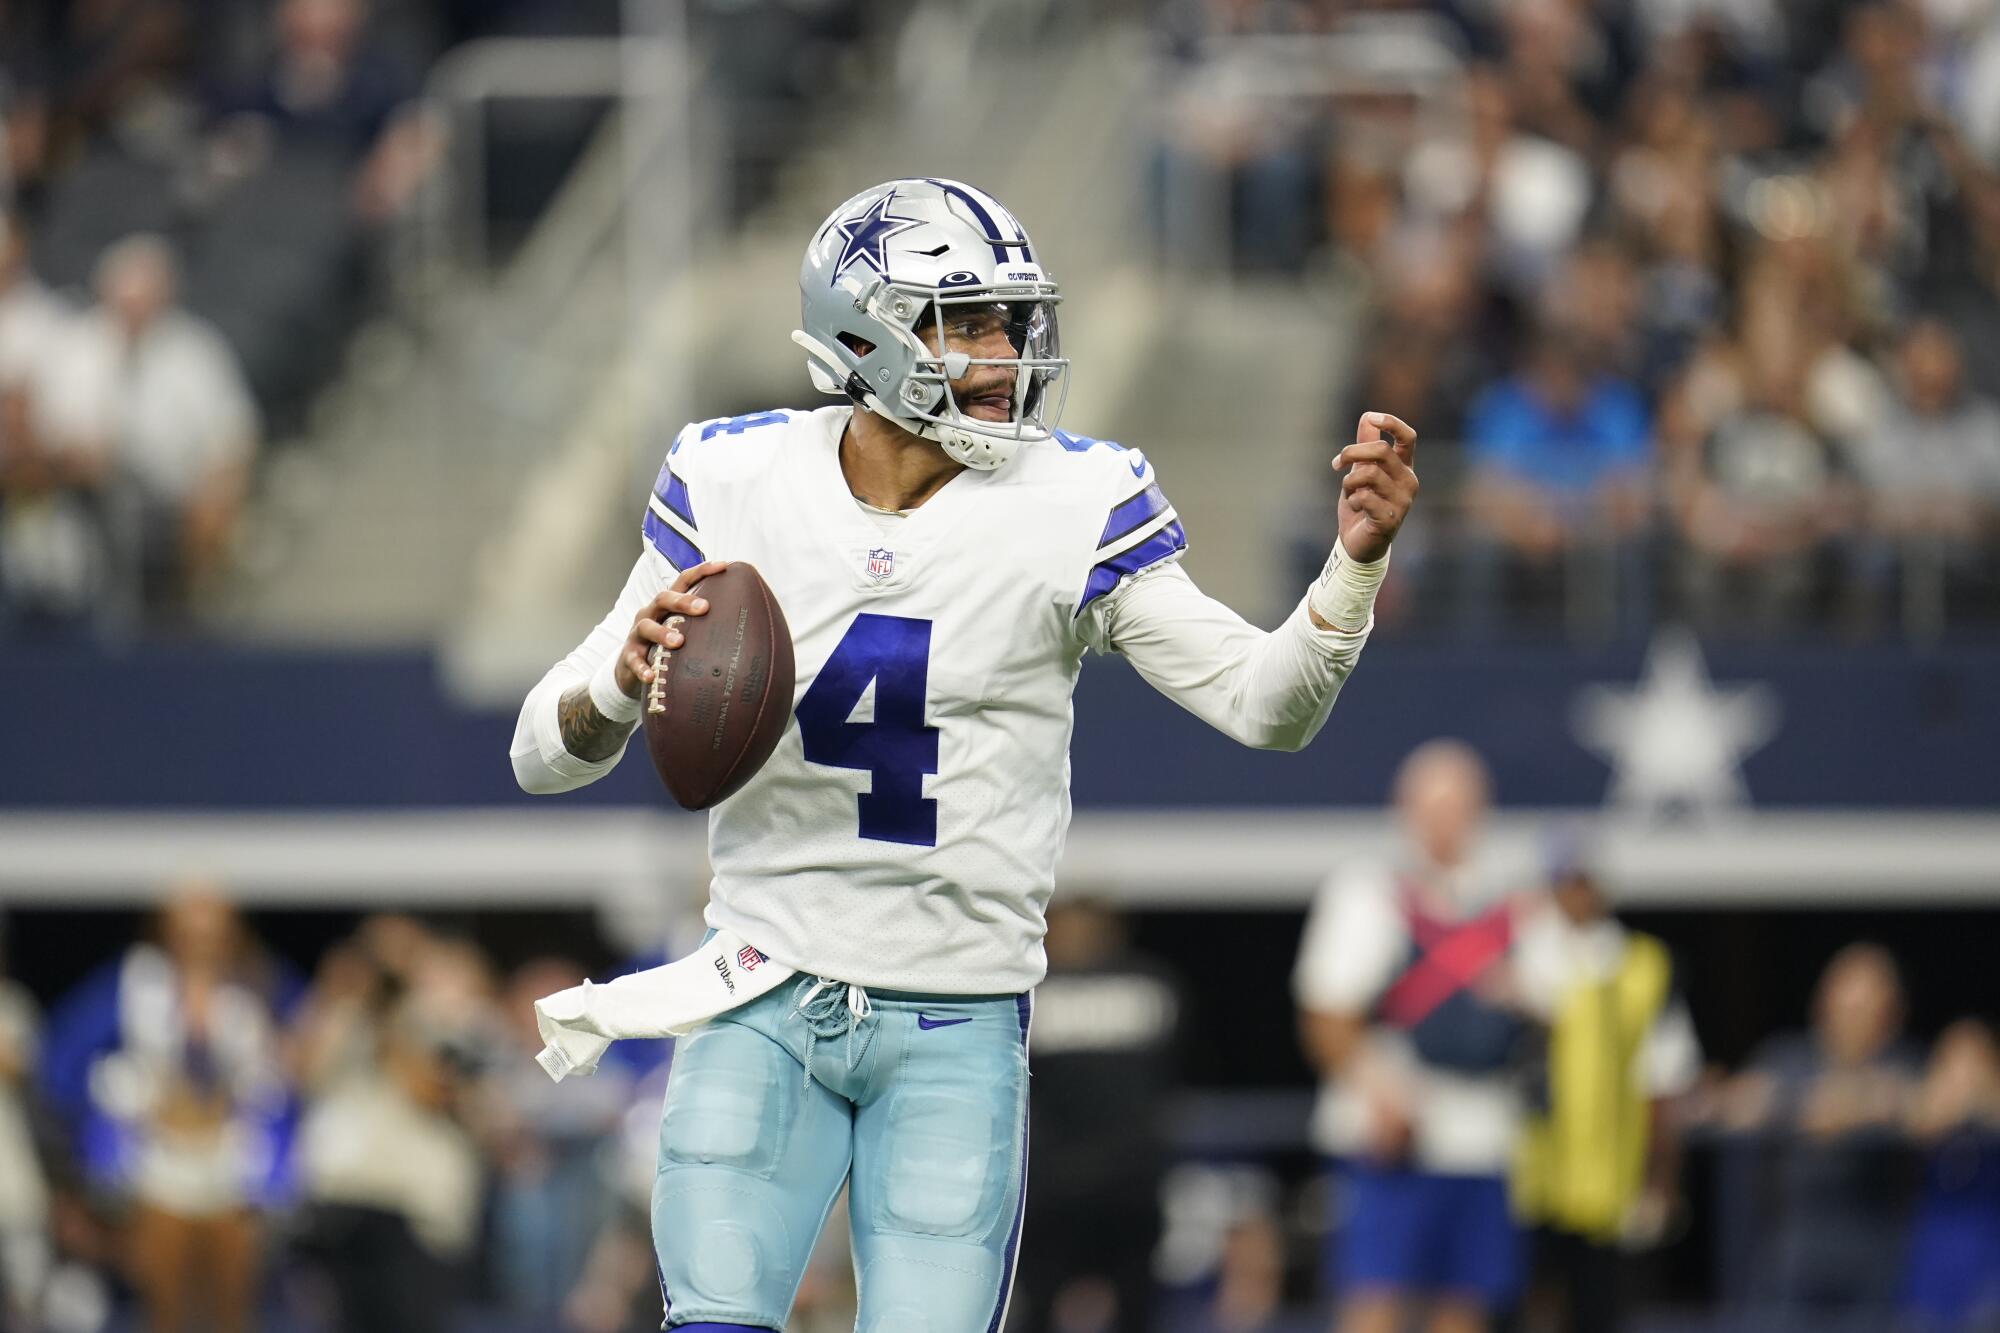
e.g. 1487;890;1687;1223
514;405;1375;992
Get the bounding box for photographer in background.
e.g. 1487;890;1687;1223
1512;846;1702;1333
292;917;491;1333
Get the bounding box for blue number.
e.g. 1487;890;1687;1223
796;614;938;846
697;411;789;442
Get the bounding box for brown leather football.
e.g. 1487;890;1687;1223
640;562;796;810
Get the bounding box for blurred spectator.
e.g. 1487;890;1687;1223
292;918;489;1333
214;0;408;159
208;0;436;223
1513;849;1703;1333
1460;323;1654;634
292;917;496;1333
475;956;629;1325
0;917;49;1330
1925;171;2000;404
1147;0;2000;636
0;213;104;630
1709;942;1924;1332
1849;318;2000;621
0;60;50;209
39;883;291;1333
1010;899;1181;1333
1294;741;1543;1333
1660;237;1878;631
0;214;64;391
1152;0;1328;271
1351;231;1498;445
560;1148;668;1333
1402;67;1591;299
1900;1018;2000;1332
1605;79;1729;384
31;234;258;618
1154;1165;1287;1333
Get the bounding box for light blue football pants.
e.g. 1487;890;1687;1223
651;975;1032;1332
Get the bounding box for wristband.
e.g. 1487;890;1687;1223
1308;539;1389;632
588;651;643;725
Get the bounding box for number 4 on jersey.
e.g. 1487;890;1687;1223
796;614;939;846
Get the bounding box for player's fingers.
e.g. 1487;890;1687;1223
625;643;656;685
1343;462;1388;492
634;617;687;650
1369;412;1417;447
1375;413;1418;465
1350;413;1419;463
654;586;711;617
667;560;729;600
1336;439;1417;478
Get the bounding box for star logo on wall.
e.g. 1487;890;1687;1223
1571;628;1782;821
830;192;921;283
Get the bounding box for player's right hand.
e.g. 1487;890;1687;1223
615;560;729;696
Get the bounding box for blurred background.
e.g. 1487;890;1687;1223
0;0;1996;1330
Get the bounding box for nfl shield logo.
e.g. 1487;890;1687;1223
865;548;895;581
737;946;766;971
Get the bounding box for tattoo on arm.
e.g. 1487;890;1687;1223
557;681;637;761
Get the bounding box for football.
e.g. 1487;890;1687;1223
640;562;796;809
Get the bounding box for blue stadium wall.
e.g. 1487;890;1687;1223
4;639;1995;809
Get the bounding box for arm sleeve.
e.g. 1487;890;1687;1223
1091;560;1371;752
509;550;667;794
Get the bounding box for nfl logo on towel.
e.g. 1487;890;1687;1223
865;547;895;581
737;945;767;971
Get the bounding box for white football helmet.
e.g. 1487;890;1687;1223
793;178;1067;469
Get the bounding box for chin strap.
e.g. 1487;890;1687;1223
790;328;1015;469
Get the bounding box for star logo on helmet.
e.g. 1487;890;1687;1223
830;192;922;284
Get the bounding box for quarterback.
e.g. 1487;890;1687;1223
511;177;1418;1332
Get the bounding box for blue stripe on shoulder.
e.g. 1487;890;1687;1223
662;474;696;529
650;460;697;530
1076;520;1187;615
1099;482;1169;548
644;509;704;571
1053;429;1125;454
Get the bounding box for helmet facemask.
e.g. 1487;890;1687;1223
868;281;1068;470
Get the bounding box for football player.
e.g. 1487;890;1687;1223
511;177;1418;1332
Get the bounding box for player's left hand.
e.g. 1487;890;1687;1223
1336;412;1418;564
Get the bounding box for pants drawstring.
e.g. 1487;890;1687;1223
791;975;874;1090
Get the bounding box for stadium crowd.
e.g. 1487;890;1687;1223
0;0;453;631
1157;0;2000;634
1;805;1994;1333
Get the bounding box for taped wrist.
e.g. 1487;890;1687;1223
588;651;643;725
1308;540;1389;632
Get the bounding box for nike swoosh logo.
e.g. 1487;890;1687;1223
916;1015;972;1030
1127;455;1146;477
